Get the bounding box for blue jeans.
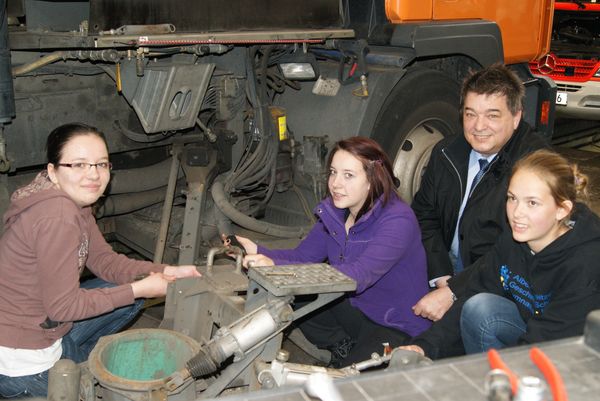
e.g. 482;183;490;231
0;278;144;398
460;293;527;354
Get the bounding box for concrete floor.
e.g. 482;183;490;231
130;304;164;329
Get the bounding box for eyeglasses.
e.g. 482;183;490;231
57;162;112;172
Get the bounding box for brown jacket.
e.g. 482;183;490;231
0;172;163;349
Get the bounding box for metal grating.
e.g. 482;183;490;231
248;263;356;296
556;83;583;93
530;55;600;82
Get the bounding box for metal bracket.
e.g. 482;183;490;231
178;148;218;265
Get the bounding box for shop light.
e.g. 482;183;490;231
279;52;319;81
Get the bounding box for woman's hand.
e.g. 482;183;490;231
163;265;202;278
131;272;176;298
233;235;258;255
397;345;425;356
243;254;274;268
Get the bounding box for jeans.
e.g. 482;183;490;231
460;292;527;354
0;278;144;398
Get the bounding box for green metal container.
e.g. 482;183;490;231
87;329;200;401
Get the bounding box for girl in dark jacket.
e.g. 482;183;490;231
405;149;600;359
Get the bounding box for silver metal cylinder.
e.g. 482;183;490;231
48;359;81;401
228;308;278;351
514;376;547;401
485;369;512;401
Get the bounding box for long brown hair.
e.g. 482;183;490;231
327;136;400;220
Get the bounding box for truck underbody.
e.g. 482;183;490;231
0;0;560;399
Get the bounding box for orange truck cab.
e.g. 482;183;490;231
386;0;553;64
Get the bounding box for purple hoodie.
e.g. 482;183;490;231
259;196;431;337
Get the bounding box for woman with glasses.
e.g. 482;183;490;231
0;123;200;398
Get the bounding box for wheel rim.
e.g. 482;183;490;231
393;122;445;203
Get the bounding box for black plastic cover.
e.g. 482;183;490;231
89;0;342;34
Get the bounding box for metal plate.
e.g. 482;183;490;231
209;337;600;401
89;0;342;34
248;263;356;296
556;91;568;105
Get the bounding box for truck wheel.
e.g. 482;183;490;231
372;68;461;203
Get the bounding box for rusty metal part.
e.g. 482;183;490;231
87;329;200;401
48;359;80;401
206;246;243;275
12;49;123;76
153;144;182;264
222;234;246;257
94;29;354;48
258;358;353;388
100;24;176;36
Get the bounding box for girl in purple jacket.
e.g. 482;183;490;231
236;137;431;366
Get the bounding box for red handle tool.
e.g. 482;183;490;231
487;347;568;401
487;349;519;394
529;347;568;401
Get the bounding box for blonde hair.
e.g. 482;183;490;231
512;149;588;220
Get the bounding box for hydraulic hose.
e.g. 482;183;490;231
12;51;68;77
113;120;177;143
12;50;122;77
258;46;273;106
215;46;309;238
228;137;267;190
108;157;182;194
235;147;274;188
229;47;270;188
96;186;168;218
211;180;309;238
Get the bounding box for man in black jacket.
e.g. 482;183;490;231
411;64;548;323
